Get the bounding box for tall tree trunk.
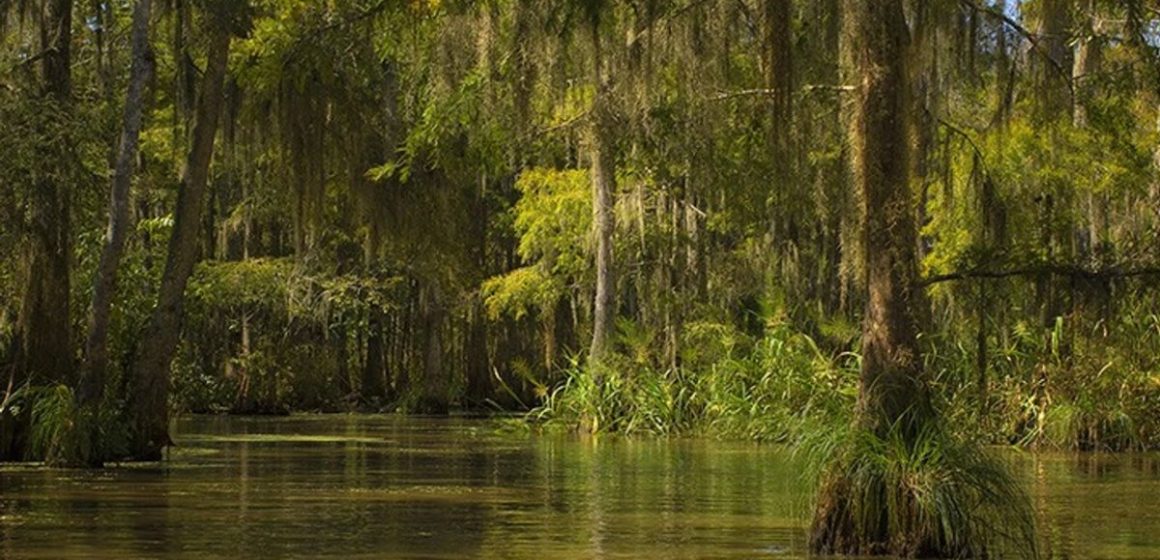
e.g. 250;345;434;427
20;0;74;386
588;22;617;365
1073;0;1108;262
418;284;449;414
848;0;926;437
363;309;385;405
128;31;231;460
1034;0;1072;122
465;296;492;407
812;0;930;552
80;0;154;408
465;173;492;407
395;291;415;399
764;0;795;247
2;0;75;461
41;0;73;100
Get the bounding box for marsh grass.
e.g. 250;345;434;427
806;416;1038;559
532;325;857;440
23;384;128;466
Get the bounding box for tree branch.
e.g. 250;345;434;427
280;0;392;66
937;116;986;161
523;108;592;142
961;0;1073;94
921;264;1160;287
709;84;855;102
626;0;715;49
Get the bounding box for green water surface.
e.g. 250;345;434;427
0;415;1156;559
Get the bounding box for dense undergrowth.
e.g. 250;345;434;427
532;316;1159;452
9;304;1154;466
7;275;1155;465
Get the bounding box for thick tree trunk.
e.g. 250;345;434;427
1034;0;1072;122
80;0;154;408
20;0;74;387
850;0;926;434
812;0;931;553
763;0;794;246
2;0;75;461
128;31;231;460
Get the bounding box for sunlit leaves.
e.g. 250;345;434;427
482;265;562;320
481;168;590;320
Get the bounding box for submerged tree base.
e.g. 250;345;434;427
807;418;1038;559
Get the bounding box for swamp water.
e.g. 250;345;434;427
0;415;1157;559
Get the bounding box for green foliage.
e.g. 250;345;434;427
533;325;857;442
483;168;590;320
538;307;1160;451
808;416;1038;559
187;258;294;312
482;265;561;320
20;385;129;466
533;358;700;436
28;385;80;464
176;258;382;413
512;168;592;277
921;295;1160;451
4;0;1160;484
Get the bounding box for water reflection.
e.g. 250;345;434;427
0;415;1157;559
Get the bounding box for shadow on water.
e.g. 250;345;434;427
0;415;1157;559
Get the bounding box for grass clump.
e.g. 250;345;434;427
18;384;129;466
532;324;856;440
807;415;1038;559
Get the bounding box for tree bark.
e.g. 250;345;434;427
812;0;930;551
19;0;74;387
80;0;154;408
763;0;795;246
1033;0;1072;122
850;0;926;433
588;22;617;365
128;30;231;460
2;0;75;461
418;284;449;414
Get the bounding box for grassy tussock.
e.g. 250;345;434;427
806;417;1038;558
17;384;128;466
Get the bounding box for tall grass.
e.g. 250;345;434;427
533;324;857;441
807;416;1038;558
928;310;1160;451
19;384;129;466
532;311;1158;450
